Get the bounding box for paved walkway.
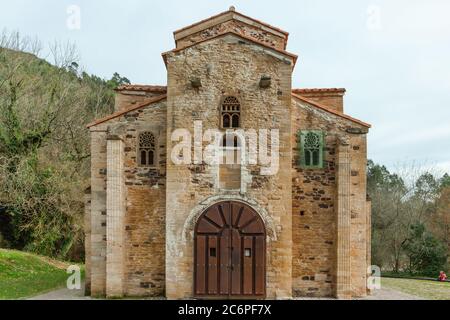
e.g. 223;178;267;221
29;284;422;300
28;283;90;300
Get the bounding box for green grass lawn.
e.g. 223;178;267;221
0;249;83;300
382;277;450;300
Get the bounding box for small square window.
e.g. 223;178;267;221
244;248;252;257
210;248;217;257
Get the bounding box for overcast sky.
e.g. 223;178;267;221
1;0;450;174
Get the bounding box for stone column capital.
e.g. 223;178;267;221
106;134;123;141
337;135;350;147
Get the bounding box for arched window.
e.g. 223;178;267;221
223;114;231;128
221;96;240;129
138;131;156;167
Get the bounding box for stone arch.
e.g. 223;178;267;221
182;194;277;243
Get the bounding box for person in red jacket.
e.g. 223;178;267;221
438;271;447;281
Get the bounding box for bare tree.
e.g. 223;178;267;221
370;160;447;272
0;31;113;259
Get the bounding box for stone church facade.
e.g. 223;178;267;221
85;8;372;299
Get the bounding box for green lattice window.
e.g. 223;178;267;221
298;131;325;169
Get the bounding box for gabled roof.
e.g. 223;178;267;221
162;31;298;67
291;93;371;128
87;87;370;129
87;94;167;129
173;7;289;40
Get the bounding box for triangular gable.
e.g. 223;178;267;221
87;94;167;128
292;93;371;128
173;8;289;50
162;31;298;67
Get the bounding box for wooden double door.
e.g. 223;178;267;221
194;201;266;298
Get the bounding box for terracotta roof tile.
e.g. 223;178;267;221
291;93;371;128
292;88;346;94
115;85;167;93
87;94;167;128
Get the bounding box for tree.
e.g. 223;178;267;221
439;173;450;189
404;223;447;276
0;31;119;260
431;184;450;267
368;160;409;271
368;160;449;274
106;72;130;90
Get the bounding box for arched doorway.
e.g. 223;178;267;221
194;201;266;298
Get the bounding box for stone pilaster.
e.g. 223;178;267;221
106;135;126;298
84;187;92;296
89;130;107;297
335;137;352;299
366;197;372;295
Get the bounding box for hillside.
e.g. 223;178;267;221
0;248;83;299
0;43;126;261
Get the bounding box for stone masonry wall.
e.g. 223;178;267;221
115;92;165;112
165;34;293;299
88;100;167;297
294;92;344;113
89;127;108;296
291;98;369;298
113;100;167;297
349;133;369;296
84;188;92;295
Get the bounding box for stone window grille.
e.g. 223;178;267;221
138;131;156;167
299;130;325;169
221;96;241;129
